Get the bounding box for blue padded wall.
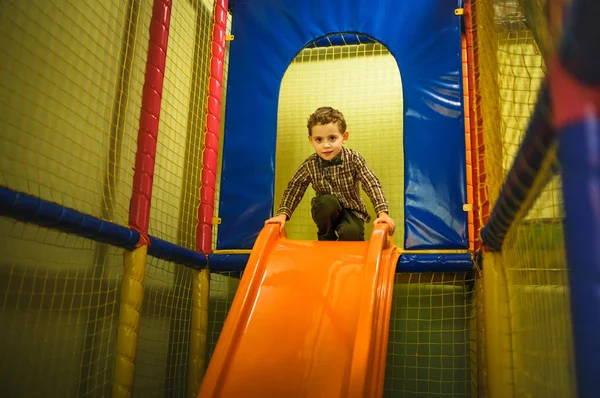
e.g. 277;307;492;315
217;0;467;250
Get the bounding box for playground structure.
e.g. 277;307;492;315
0;0;598;397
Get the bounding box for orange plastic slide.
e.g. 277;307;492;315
198;224;400;398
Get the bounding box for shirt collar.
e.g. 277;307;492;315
320;146;346;167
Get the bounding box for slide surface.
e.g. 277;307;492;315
199;224;399;398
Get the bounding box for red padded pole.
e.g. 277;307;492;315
464;0;488;250
197;0;228;254
129;0;172;245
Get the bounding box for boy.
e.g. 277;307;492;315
265;106;395;241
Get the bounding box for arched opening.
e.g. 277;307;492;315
274;33;404;244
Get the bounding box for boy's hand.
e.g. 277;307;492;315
374;212;396;236
265;213;287;232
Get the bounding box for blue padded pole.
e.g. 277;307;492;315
553;1;600;396
558;117;600;398
0;186;140;249
208;253;472;274
0;185;208;269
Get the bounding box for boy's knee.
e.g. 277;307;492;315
337;223;364;241
311;194;341;219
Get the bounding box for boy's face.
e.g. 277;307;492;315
308;123;348;161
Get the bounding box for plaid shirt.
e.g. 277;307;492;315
277;146;389;222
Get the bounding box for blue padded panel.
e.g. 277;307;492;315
218;0;467;250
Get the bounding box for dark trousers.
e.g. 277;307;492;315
311;194;365;241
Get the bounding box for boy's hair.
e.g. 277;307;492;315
306;107;347;136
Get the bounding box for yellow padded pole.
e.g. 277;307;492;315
188;268;210;398
112;245;147;398
483;252;515;398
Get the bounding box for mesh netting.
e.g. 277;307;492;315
148;0;215;248
383;272;479;398
475;0;576;395
0;0;147;227
0;4;136;394
206;272;241;359
0;1;218;396
205;271;479;397
134;257;196;397
0;219;123;397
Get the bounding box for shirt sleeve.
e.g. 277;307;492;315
277;161;311;219
354;152;389;216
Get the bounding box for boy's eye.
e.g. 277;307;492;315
329;136;336;141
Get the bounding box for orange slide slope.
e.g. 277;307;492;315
199;224;400;398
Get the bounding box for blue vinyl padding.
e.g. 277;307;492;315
559;118;600;398
398;253;472;273
0;186;140;249
481;82;555;251
0;186;209;268
208;252;472;273
147;236;208;268
208;254;251;273
217;0;467;251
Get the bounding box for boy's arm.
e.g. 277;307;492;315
277;162;311;220
354;152;389;216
